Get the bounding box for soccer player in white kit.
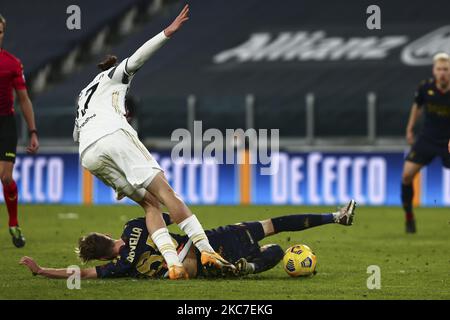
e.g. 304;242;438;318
73;5;234;279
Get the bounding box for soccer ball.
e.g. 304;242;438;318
283;244;317;277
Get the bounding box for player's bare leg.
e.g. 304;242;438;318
146;172;235;272
258;199;356;238
401;161;423;233
137;191;188;280
0;161;25;248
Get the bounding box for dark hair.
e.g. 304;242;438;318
97;55;118;71
77;232;115;263
0;14;6;29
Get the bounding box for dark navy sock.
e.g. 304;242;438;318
250;244;284;274
401;183;414;220
271;213;334;233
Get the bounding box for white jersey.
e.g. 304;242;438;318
73;58;138;154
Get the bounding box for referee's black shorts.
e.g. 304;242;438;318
406;135;450;168
0;115;18;163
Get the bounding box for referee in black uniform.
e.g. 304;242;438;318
402;53;450;233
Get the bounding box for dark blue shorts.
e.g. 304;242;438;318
204;222;265;264
406;136;450;168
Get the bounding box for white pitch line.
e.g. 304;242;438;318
57;213;79;220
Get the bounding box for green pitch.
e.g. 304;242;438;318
0;205;449;300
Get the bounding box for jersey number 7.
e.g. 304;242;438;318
77;83;99;119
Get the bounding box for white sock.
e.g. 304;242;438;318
178;215;214;253
332;211;340;222
151;228;181;267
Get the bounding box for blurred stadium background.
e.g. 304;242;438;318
1;0;450;207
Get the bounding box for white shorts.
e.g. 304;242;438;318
81;129;162;202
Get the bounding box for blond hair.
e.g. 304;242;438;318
0;14;5;29
433;52;450;64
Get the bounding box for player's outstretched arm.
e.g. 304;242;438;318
448;139;450;153
126;4;189;75
19;256;97;279
16;89;39;154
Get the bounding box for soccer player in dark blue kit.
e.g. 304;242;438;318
19;200;356;279
402;53;450;234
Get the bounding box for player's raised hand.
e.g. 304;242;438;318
448;139;450;153
19;256;42;275
164;4;190;37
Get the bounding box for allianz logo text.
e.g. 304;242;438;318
214;26;450;66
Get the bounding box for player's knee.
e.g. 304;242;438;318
273;245;284;261
159;187;183;206
139;193;160;211
0;172;13;185
402;171;415;185
261;244;284;261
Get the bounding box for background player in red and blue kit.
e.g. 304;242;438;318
402;53;450;234
0;14;39;247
